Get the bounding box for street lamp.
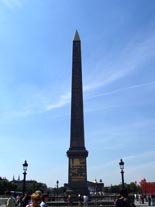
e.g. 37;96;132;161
143;178;146;195
22;160;28;195
93;179;97;207
56;180;59;201
119;159;125;188
93;178;97;195
99;179;104;195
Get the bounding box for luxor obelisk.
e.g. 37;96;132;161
66;31;89;195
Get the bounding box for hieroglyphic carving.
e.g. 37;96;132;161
70;158;86;182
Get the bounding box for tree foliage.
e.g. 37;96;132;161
104;182;141;194
0;178;17;194
0;177;47;195
139;179;155;194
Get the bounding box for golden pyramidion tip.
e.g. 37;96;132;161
74;30;80;41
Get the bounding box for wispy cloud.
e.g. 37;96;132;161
0;91;71;121
89;150;155;184
124;150;155;163
1;0;23;9
45;32;155;112
46;92;71;111
90;150;155;171
1;31;154;121
89;81;155;99
0;107;34;119
84;32;155;92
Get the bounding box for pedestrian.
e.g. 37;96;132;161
140;194;144;204
26;192;41;207
15;195;21;207
67;195;72;207
148;195;151;206
78;194;82;207
115;189;130;207
83;195;88;207
40;193;49;207
21;193;31;207
35;190;42;197
6;191;16;207
151;194;155;206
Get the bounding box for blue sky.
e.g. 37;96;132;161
0;0;155;188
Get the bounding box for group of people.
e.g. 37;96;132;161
115;189;136;207
67;194;89;207
78;194;89;207
6;191;49;207
5;188;139;207
135;193;155;206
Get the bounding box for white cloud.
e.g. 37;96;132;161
84;32;155;92
45;33;155;113
0;108;33;120
124;150;155;163
88;150;155;185
1;30;155;120
89;81;155;99
93;150;155;170
46;92;71;110
1;0;23;9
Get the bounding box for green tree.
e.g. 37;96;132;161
0;179;17;195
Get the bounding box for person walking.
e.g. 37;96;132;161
6;191;16;207
78;194;83;207
21;193;31;207
115;189;130;207
26;192;41;207
83;195;88;207
40;193;49;207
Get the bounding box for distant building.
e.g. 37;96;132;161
87;180;104;195
11;177;47;192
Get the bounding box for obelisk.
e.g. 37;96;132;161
66;31;89;195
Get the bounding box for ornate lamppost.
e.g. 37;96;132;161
22;160;28;195
99;179;104;195
56;180;59;201
93;179;97;207
93;178;97;195
143;178;146;195
119;159;125;188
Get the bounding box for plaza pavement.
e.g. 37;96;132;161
134;200;155;207
1;198;155;207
